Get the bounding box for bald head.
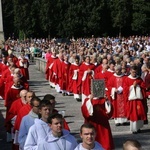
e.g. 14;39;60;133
115;65;122;71
20;90;28;104
26;91;35;104
123;140;142;150
13;76;21;87
114;65;122;75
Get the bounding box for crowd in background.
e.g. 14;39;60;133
0;35;150;150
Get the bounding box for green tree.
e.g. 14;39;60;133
2;0;150;38
61;0;85;37
13;0;41;39
131;0;150;34
109;0;131;36
39;0;56;38
86;0;106;37
2;0;14;39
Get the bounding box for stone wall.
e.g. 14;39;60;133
35;57;46;73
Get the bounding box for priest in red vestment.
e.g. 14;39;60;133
143;64;150;98
94;58;108;74
5;77;24;110
45;48;58;88
16;52;29;80
69;56;81;101
0;55;8;76
14;91;35;132
123;65;147;134
104;62;115;86
16;68;29;90
13;92;35;150
52;52;64;93
5;90;28;150
78;56;95;103
5;90;28;133
1;62;15;82
0;55;9;98
81;94;115;150
140;64;149;124
1;62;16;94
7;50;18;65
107;65;128;126
60;55;71;96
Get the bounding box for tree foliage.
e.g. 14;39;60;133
131;0;150;34
1;0;150;39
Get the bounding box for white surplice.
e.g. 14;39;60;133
37;129;77;150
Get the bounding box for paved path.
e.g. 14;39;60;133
0;62;150;149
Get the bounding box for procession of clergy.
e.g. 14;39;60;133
0;36;150;150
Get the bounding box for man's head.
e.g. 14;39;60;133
75;56;80;65
43;94;56;110
20;52;25;58
141;64;147;73
20;89;28;104
13;76;21;87
51;47;56;56
2;55;7;64
130;65;138;77
47;113;63;137
30;96;41;115
115;65;122;75
102;64;108;72
10;66;16;74
80;123;96;149
39;100;52;122
58;52;64;60
123;139;142;150
85;56;90;64
109;62;115;71
26;91;35;104
14;68;22;76
64;55;69;62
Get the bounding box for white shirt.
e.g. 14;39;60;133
24;118;51;150
37;130;77;150
74;142;104;150
18;110;38;149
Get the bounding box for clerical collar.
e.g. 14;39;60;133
72;62;79;66
12;85;23;89
114;73;123;77
84;62;90;65
107;68;114;72
128;74;139;79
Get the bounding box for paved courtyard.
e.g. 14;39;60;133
0;62;150;149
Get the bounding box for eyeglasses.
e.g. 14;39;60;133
33;105;40;108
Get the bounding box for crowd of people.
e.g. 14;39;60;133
0;35;149;149
43;35;149;136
